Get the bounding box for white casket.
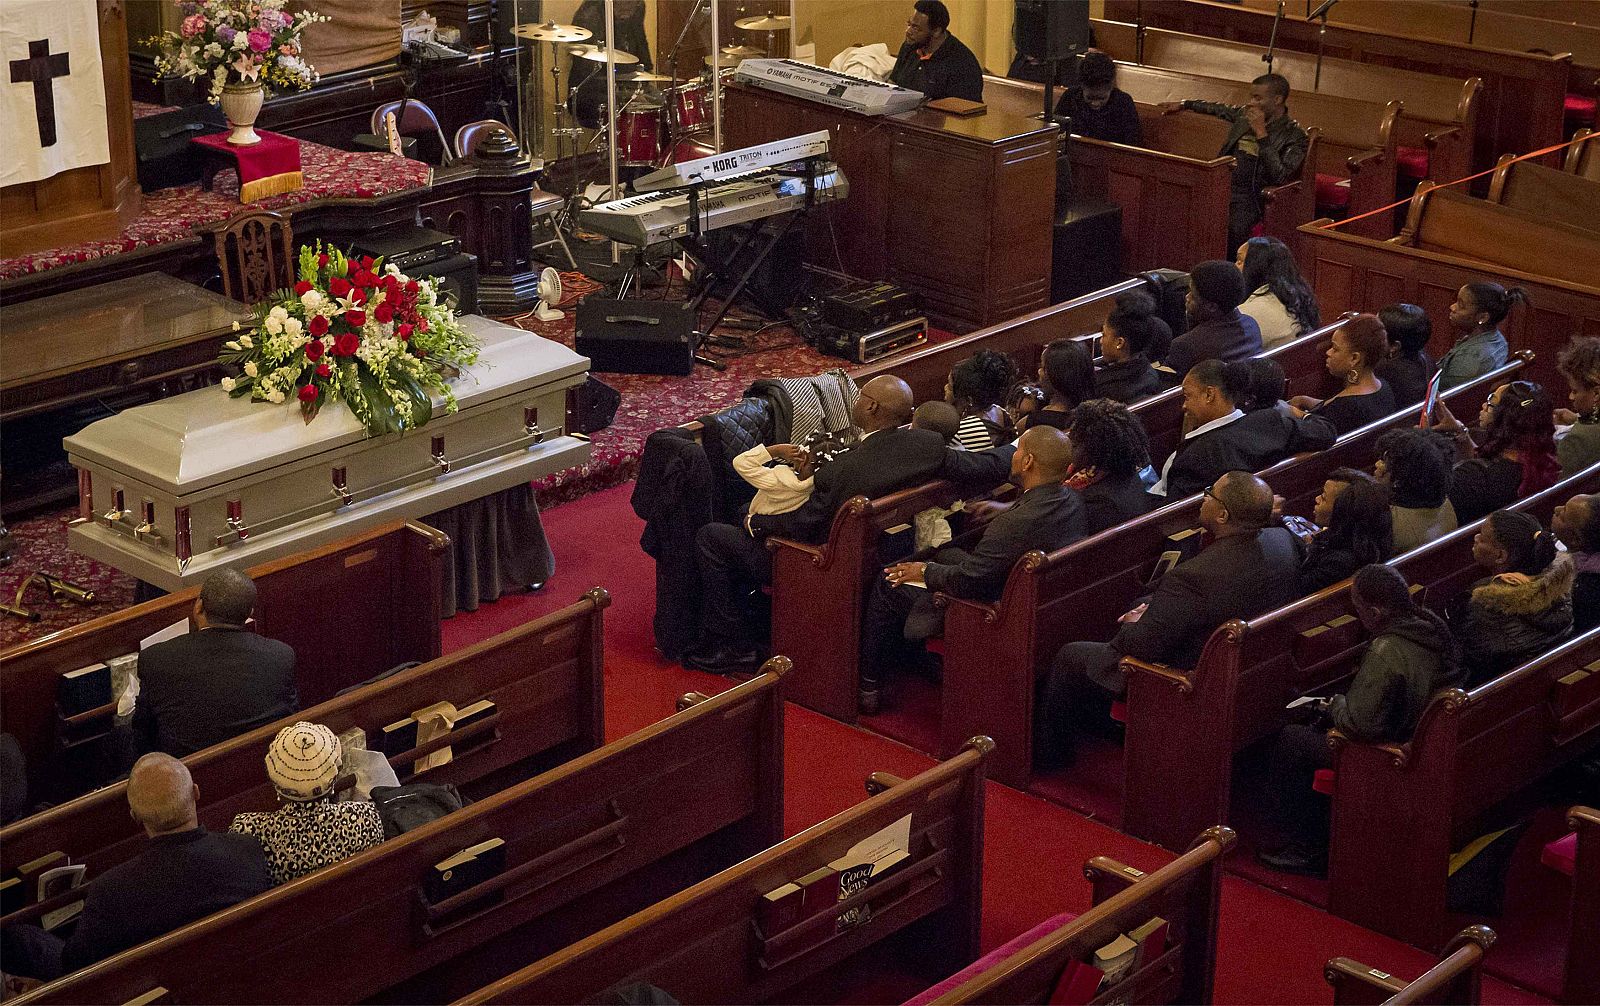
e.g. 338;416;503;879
66;316;590;591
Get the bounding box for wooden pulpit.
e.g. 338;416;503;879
0;0;142;260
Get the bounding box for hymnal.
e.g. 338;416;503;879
1048;959;1105;1005
1127;916;1169;967
1094;933;1139;985
58;663;111;716
426;837;506;904
379;717;420;757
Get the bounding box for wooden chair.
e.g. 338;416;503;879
1325;926;1496;1005
371;98;454;166
452;118;574;270
211;209;294;306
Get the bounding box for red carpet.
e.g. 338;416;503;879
441;484;1553;1005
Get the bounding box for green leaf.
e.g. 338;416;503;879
356;364;399;436
396;372;433;430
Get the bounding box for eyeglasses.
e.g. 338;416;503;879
1201;486;1219;503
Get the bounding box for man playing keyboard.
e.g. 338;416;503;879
888;0;983;103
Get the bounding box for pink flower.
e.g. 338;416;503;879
247;28;272;52
181;14;207;37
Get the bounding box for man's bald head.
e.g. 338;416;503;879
1016;426;1073;485
1212;471;1275;529
127;753;198;836
855;375;916;432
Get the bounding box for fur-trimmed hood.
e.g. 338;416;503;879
1471;551;1575;617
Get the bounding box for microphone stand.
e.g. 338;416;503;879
667;0;708;86
1263;0;1284;75
1468;0;1479;44
1309;0;1339;90
1135;0;1146;64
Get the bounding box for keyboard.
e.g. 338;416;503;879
580;167;849;247
632;130;831;193
734;58;924;117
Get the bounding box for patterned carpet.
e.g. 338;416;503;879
0;271;890;647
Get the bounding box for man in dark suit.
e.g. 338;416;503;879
1159;260;1263;381
1035;471;1304;767
685;375;948;674
859;427;1086;713
133;569;297;757
1;754;273;980
1149;359;1335;501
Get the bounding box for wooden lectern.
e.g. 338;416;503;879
0;0;142;260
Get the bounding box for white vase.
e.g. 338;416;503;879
220;81;265;145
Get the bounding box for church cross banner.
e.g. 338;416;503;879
1;0;109;187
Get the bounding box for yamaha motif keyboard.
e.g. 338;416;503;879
734;58;924;116
580;167;849;247
633;130;831;193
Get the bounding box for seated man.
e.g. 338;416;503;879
134;568;297;757
1;754;273;980
1160;73;1309;251
888;0;984;102
859;426;1086;713
1159;260;1263;381
686;375;948;674
1149;360;1334;501
1035;471;1304;767
1055;51;1142;147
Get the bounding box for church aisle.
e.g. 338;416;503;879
441;484;1552;1005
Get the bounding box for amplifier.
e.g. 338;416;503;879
401;251;479;315
575;298;697;376
348;225;462;273
809;316;928;364
820;281;921;332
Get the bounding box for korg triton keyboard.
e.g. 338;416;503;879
734;59;924;116
580;167;849;248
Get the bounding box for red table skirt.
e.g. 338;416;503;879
192;129;304;203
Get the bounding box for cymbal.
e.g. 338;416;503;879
572;44;640;65
721;44;764;57
735;14;792;30
628;70;673;82
512;21;592;43
704;51;744;67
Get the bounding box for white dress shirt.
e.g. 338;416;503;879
1149;408;1245;497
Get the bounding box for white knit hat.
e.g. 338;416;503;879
265;721;342;801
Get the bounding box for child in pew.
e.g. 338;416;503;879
1258;565;1461;876
909;400;965;550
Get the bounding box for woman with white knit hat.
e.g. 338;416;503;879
228;721;386;885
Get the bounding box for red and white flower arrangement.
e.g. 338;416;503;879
217;242;481;435
146;0;328;103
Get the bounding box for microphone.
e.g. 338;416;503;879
1308;0;1339;19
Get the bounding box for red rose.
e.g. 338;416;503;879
397;323;413;340
419;319;429;333
405;280;419;293
360;255;375;270
298;384;319;402
334;333;360;356
304;339;324;361
308;314;330;336
315;362;332;378
294;280;313;295
374;302;394;324
345;309;367;328
317;253;329;267
354;288;370;306
329;277;352;298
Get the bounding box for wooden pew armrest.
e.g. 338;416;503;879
932;592;998;623
865;771;907;795
1120;656;1194;695
1083;854;1148;903
1324;956;1409;1004
766;535;825;565
1423;125;1461;150
1345;147;1386;175
1326;727;1411;768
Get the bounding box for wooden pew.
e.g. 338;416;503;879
1558;806;1600;1005
1567;128;1600;182
1092;19;1481;185
0;589;609;881
1103;0;1570;179
9;661;790;1006
0;520;445;805
1449;0;1600;30
984;76;1315;268
915;827;1235;1006
1298;209;1600;392
1119;458;1593;852
1487;155;1600;234
453;738;993;1006
1325;926;1496;1005
852;277;1147;406
1397;182;1600;287
938;355;1522;790
1326;625;1600;952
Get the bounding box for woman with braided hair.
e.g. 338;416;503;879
946;349;1019;451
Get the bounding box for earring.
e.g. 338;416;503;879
1346;370;1360;386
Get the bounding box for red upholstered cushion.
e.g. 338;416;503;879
902;911;1081;1006
1110;700;1128;723
1396;145;1430;180
925;638;946;656
1249;222;1265;238
1316;172;1350;209
1312;768;1335;795
1542;831;1578;876
1565;92;1598;124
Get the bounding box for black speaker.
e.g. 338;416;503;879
402;252;479;315
575;298;697;376
1014;0;1091;62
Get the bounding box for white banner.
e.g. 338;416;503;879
1;0;109;188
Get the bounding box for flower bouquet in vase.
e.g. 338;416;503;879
145;0;329;144
217;242;482;435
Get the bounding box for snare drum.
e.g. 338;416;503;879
616;102;665;167
666;81;711;135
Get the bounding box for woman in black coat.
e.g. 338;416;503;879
1294;468;1394;595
